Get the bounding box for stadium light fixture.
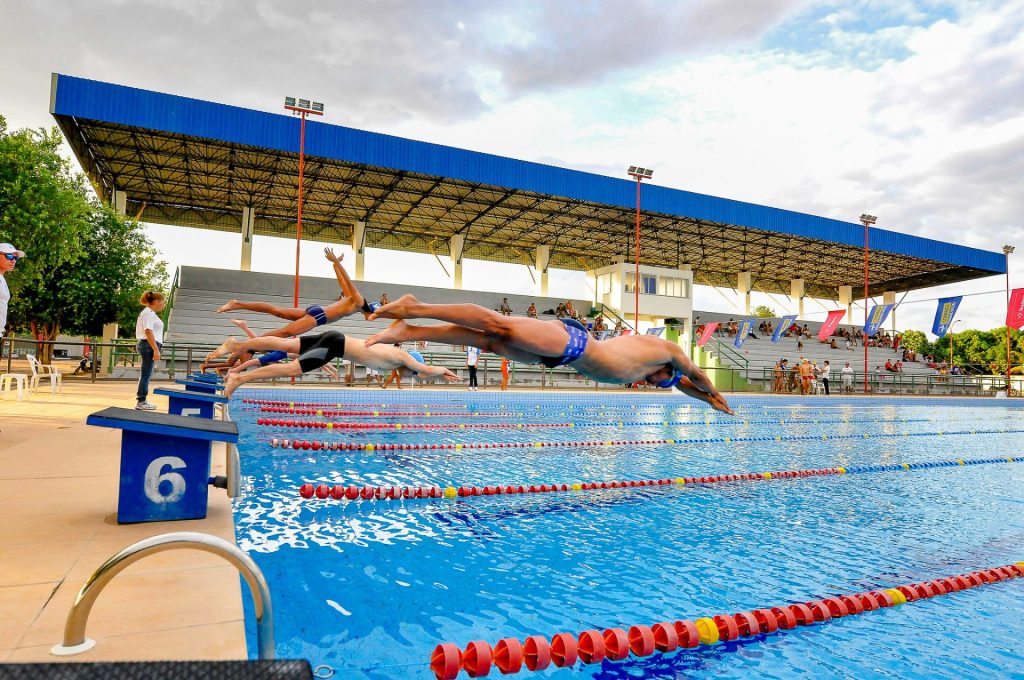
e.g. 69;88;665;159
627;165;654;330
283;96;324;308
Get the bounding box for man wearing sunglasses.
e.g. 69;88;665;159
0;243;25;338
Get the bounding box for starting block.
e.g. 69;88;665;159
154;387;228;419
175;378;221;394
87;407;238;523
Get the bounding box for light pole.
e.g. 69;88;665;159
860;213;877;394
948;319;962;370
627;166;653;330
1005;244;1015;393
284;97;324;307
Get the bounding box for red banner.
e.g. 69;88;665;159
817;310;846;341
697;322;719;347
1008;288;1024;330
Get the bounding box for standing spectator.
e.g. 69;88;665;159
382;343;402;389
0;243;25;338
772;359;785;393
499;297;513;316
799;358;814;395
365;367;383;388
466;345;480;391
527;302;537;318
379;292;390;307
821;360;831;395
500;357;510;391
134;291;166;410
841;362;854;393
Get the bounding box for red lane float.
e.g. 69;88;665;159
430;562;1024;678
256;418;571;430
259;407;512;417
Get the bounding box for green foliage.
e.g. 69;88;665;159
0;116;91;290
899;329;928;352
10;205;168;339
919;327;1024;372
753;305;776;318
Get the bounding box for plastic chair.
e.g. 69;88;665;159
27;354;63;395
810;379;825;395
0;373;28;400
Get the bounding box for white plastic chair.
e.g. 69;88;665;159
810;379;825;395
0;373;28;400
27;354;62;395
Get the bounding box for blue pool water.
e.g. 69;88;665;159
231;391;1024;679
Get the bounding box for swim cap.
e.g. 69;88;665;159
361;300;382;314
656;369;684;389
408;350;425;375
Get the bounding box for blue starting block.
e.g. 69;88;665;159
154;387;228;419
175;378;221;394
87;407;239;524
190;373;224;384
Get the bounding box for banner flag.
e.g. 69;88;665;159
932;296;963;337
734;319;756;348
863;304;894;337
817;310;846;341
697;322;719;347
773;315;797;343
1008;288;1024;330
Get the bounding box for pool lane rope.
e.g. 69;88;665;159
296;455;1018;502
273;426;1024;450
428;562;1024;679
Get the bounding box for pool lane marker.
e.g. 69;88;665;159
256;412;934;426
258;418;574;430
296;455;1018;502
274;426;1024;450
429;562;1024;679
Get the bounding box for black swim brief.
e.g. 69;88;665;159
297;331;346;373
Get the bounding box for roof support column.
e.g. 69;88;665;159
112;189;127;216
838;285;853;322
351;221;366;280
535;246;551;297
883;290;897;331
737;271;752;315
790;278;805;319
450;234;465;290
240;206;255;272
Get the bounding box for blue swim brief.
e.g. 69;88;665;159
540;318;589;368
305;304;328;326
258;350;288;366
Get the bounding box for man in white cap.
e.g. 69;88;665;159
0;243;26;337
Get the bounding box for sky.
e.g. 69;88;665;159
2;0;1023;336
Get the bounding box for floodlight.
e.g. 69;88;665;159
298;99;311;109
1004;245;1015;255
285;96;296;107
628;165;637;174
312;102;324;113
859;214;877;224
627;165;654;180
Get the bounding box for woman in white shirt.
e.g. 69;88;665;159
135;291;166;410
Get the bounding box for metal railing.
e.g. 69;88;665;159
50;532;274;658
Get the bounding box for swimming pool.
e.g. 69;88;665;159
230;390;1024;679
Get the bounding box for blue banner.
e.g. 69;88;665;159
734;319;756;348
863;304;894;337
772;315;797;343
931;296;962;337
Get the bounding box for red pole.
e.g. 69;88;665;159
635;177;641;330
293;112;307;307
863;221;869;394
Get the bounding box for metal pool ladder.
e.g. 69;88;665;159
50;531;274;659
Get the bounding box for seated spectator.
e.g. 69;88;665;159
555;302;567;318
727;320;738;337
830;338;838;349
594;315;607;332
845;337;853;351
614;318;625;334
380;292;390;306
787;322;799;337
759;321;768;335
885;359;896;372
527;302;538;318
565;300;576;318
499;297;513;316
801;324;810;338
894;361;904;373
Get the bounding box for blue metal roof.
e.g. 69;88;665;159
50;73;1004;275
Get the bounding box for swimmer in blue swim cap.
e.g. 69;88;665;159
364;294;733;415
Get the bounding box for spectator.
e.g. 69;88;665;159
555;302;567;318
845;337;853;351
0;242;25;338
365;368;383;388
766;321;774;335
500;357;510;390
565;300;576;319
801;324;810;338
134;291;165;410
797;338;804;351
830;338;838;349
821;360;831;395
841;361;854;393
894;360;904;373
885;359;895;372
594;315;607;332
499;297;513;316
727;319;737;337
379;293;390;306
799;358;815;394
788;360;800;392
466;345;480;391
772;359;785;392
527;302;538;318
614;318;625;334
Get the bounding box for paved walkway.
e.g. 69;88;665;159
0;380;245;663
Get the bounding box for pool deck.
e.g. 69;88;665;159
0;381;245;663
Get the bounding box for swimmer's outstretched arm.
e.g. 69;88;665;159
325;248;364;305
667;344;734;415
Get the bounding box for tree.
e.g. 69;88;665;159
753;305;776;318
899;330;927;352
0;116;91;295
10;205;168;361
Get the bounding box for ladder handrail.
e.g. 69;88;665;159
51;532;273;658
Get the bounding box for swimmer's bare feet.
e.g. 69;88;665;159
223;372;242;398
206;337;241;362
368;293;419;320
217;299;240;313
365;319;414;347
